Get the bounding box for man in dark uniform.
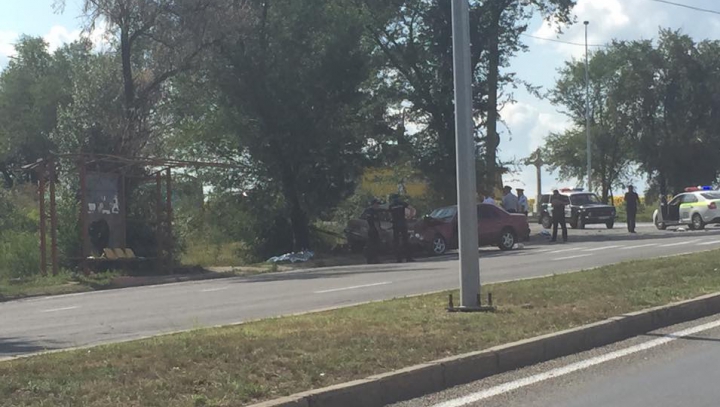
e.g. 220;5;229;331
361;198;382;264
550;189;568;243
389;194;415;263
624;185;640;233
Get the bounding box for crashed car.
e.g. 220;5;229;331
411;203;530;255
343;206;421;254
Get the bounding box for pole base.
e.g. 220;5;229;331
447;305;496;313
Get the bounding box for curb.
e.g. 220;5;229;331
250;292;720;407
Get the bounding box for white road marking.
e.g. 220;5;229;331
699;240;720;246
430;317;720;407
552;254;592;261
314;282;392;294
619;243;659;250
200;287;229;293
582;245;620;252
659;239;701;248
40;306;78;313
548;248;576;254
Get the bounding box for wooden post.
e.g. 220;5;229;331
155;171;163;271
165;168;173;270
38;164;47;276
79;158;90;275
49;160;59;276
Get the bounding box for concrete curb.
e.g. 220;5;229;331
250;292;720;407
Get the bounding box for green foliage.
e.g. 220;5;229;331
0;186;41;279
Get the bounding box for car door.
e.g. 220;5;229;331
477;204;501;246
680;194;698;223
666;195;683;223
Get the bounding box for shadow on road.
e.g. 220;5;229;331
0;337;55;357
529;227;720;246
233;265;448;283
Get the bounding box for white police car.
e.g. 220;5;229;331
653;186;720;230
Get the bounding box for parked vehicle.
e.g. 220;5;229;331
653;186;720;231
538;188;616;229
411;203;531;255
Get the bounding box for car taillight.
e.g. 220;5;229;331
710;202;718;210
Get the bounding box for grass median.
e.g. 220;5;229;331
4;250;720;406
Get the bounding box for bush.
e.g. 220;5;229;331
0;231;41;279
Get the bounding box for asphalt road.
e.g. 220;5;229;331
393;314;720;407
3;222;720;358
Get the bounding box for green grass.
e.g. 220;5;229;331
614;205;655;223
4;250;720;406
180;241;250;267
0;271;122;302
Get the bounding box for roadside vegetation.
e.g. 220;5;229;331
4;249;720;406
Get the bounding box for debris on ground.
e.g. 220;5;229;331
267;251;315;263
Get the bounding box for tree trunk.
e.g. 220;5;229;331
279;161;311;251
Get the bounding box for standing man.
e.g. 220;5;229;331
389;194;415;263
624;185;641;233
482;191;496;205
361;198;382;264
517;188;529;216
501;186;519;213
550;189;568;243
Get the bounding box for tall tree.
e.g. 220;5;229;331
0;37;92;185
360;0;574;202
547;45;635;202
55;0;241;156
177;0;375;251
617;30;720;194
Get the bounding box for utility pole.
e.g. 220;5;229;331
451;0;480;310
584;20;592;192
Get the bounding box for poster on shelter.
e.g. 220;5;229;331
86;172;121;215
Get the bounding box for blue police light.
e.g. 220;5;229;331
701;186;713;191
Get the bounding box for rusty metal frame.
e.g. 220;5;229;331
23;153;242;276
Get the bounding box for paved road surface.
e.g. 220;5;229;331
393;314;720;407
3;223;720;358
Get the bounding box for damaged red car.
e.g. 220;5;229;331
411;203;531;255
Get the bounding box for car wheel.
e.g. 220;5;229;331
692;213;705;231
569;217;578;229
431;234;448;255
498;228;516;251
541;214;552;229
654;215;667;230
606;221;614;229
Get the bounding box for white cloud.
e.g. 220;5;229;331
44;25;82;52
0;30;19;66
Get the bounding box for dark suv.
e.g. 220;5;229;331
538;189;616;229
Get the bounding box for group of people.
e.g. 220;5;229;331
548;185;641;244
361;194;416;264
481;186;529;215
360;185;643;263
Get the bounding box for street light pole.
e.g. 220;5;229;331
584;21;591;192
451;0;480;309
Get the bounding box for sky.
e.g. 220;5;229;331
1;0;720;202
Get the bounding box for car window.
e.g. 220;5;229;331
669;195;683;205
682;194;698;204
569;193;601;205
541;194;551;204
478;205;499;219
701;192;720;200
429;206;457;220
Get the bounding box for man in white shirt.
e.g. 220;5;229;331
517;188;528;215
501;186;519;213
481;191;496;205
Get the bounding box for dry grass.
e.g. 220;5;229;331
3;250;720;406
